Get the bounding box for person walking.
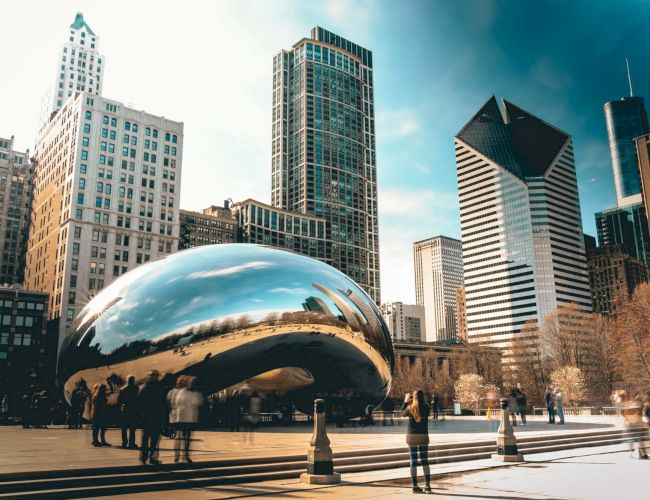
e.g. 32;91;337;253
118;375;139;449
402;389;432;494
167;375;203;463
545;386;555;424
507;389;519;427
515;388;527;425
90;384;111;446
554;387;565;425
226;390;243;432
138;370;167;465
431;394;439;420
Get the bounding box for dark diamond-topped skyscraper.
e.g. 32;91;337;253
455;97;591;363
271;27;380;303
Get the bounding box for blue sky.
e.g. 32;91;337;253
0;0;648;303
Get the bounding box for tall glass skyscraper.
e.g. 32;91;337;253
595;203;650;266
455;97;591;362
604;96;649;206
272;27;380;303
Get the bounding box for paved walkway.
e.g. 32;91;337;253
93;444;647;499
0;415;619;473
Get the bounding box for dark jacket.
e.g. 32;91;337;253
138;380;168;428
402;402;430;446
117;384;139;423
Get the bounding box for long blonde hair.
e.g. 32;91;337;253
409;389;425;423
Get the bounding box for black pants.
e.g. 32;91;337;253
408;444;431;487
140;426;161;462
92;424;107;444
547;406;555;423
174;425;193;461
122;424;136;447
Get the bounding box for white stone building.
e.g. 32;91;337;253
380;302;426;342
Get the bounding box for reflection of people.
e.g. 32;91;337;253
402;390;431;494
118;375;139;449
138;370;167;464
168;375;203;463
226;391;243;431
248;392;262;430
91;384;111;446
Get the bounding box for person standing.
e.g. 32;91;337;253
90;384;111;446
545;386;555;424
226;390;243;432
515;388;527;425
138;370;167;465
118;375;139;449
431;394;439;420
507;389;519;427
167;375;203;463
402;389;432;494
554;387;565;425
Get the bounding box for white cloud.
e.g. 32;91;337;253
188;261;274;280
380;186;458;217
376;108;422;141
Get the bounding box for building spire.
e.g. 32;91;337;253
626;58;634;97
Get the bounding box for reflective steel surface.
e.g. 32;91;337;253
59;244;394;415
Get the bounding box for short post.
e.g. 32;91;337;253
492;398;524;462
300;398;341;484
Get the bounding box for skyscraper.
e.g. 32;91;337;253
272;27;380;303
455;97;591;359
0;136;34;285
595;203;650;266
635;133;650;235
413;236;463;343
603;96;648;206
43;13;104;121
25;93;183;346
380;302;426;342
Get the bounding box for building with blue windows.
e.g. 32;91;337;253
595;203;650;266
603;96;649;206
271;27;380;303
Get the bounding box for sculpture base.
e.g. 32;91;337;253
492;453;524;462
300;472;341;484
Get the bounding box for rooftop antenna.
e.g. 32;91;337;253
626;58;634;97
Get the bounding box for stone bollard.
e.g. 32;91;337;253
492;398;524;462
300;399;341;484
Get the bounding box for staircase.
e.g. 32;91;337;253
0;427;645;498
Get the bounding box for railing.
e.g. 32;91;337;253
532;406;595;416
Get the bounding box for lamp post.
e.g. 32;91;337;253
492;397;524;462
300;398;341;484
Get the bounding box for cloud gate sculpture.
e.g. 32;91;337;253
59;244;394;416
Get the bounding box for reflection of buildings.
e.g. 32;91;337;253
179;205;237;249
595;204;650;266
603;96;648;207
24;13;183;347
455;97;591;363
302;296;333;316
0;286;55;416
0;137;34;285
587;244;649;315
413;236;463;343
312;282;363;330
380;302;425;342
272;28;380;303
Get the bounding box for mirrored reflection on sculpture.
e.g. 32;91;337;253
59;244;394;416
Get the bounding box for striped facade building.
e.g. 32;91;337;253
454;97;591;361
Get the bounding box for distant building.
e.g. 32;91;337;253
0;286;55;417
43;12;105;122
380;302;426;342
179;206;237;249
0;137;34;285
583;234;597;252
604;96;648;207
233;199;331;265
25;92;183;347
587;244;649;315
413;236;463;343
595;203;650;266
454;97;591;362
272;27;380;302
635;133;650;236
455;286;467;342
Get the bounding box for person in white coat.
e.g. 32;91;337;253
167;375;203;463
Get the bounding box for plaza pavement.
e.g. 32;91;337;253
0;414;621;474
88;443;646;499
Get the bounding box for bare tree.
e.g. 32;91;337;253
454;373;485;414
551;366;586;408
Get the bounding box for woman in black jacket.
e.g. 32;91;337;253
402;389;431;493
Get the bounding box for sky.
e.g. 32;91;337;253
1;0;649;304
